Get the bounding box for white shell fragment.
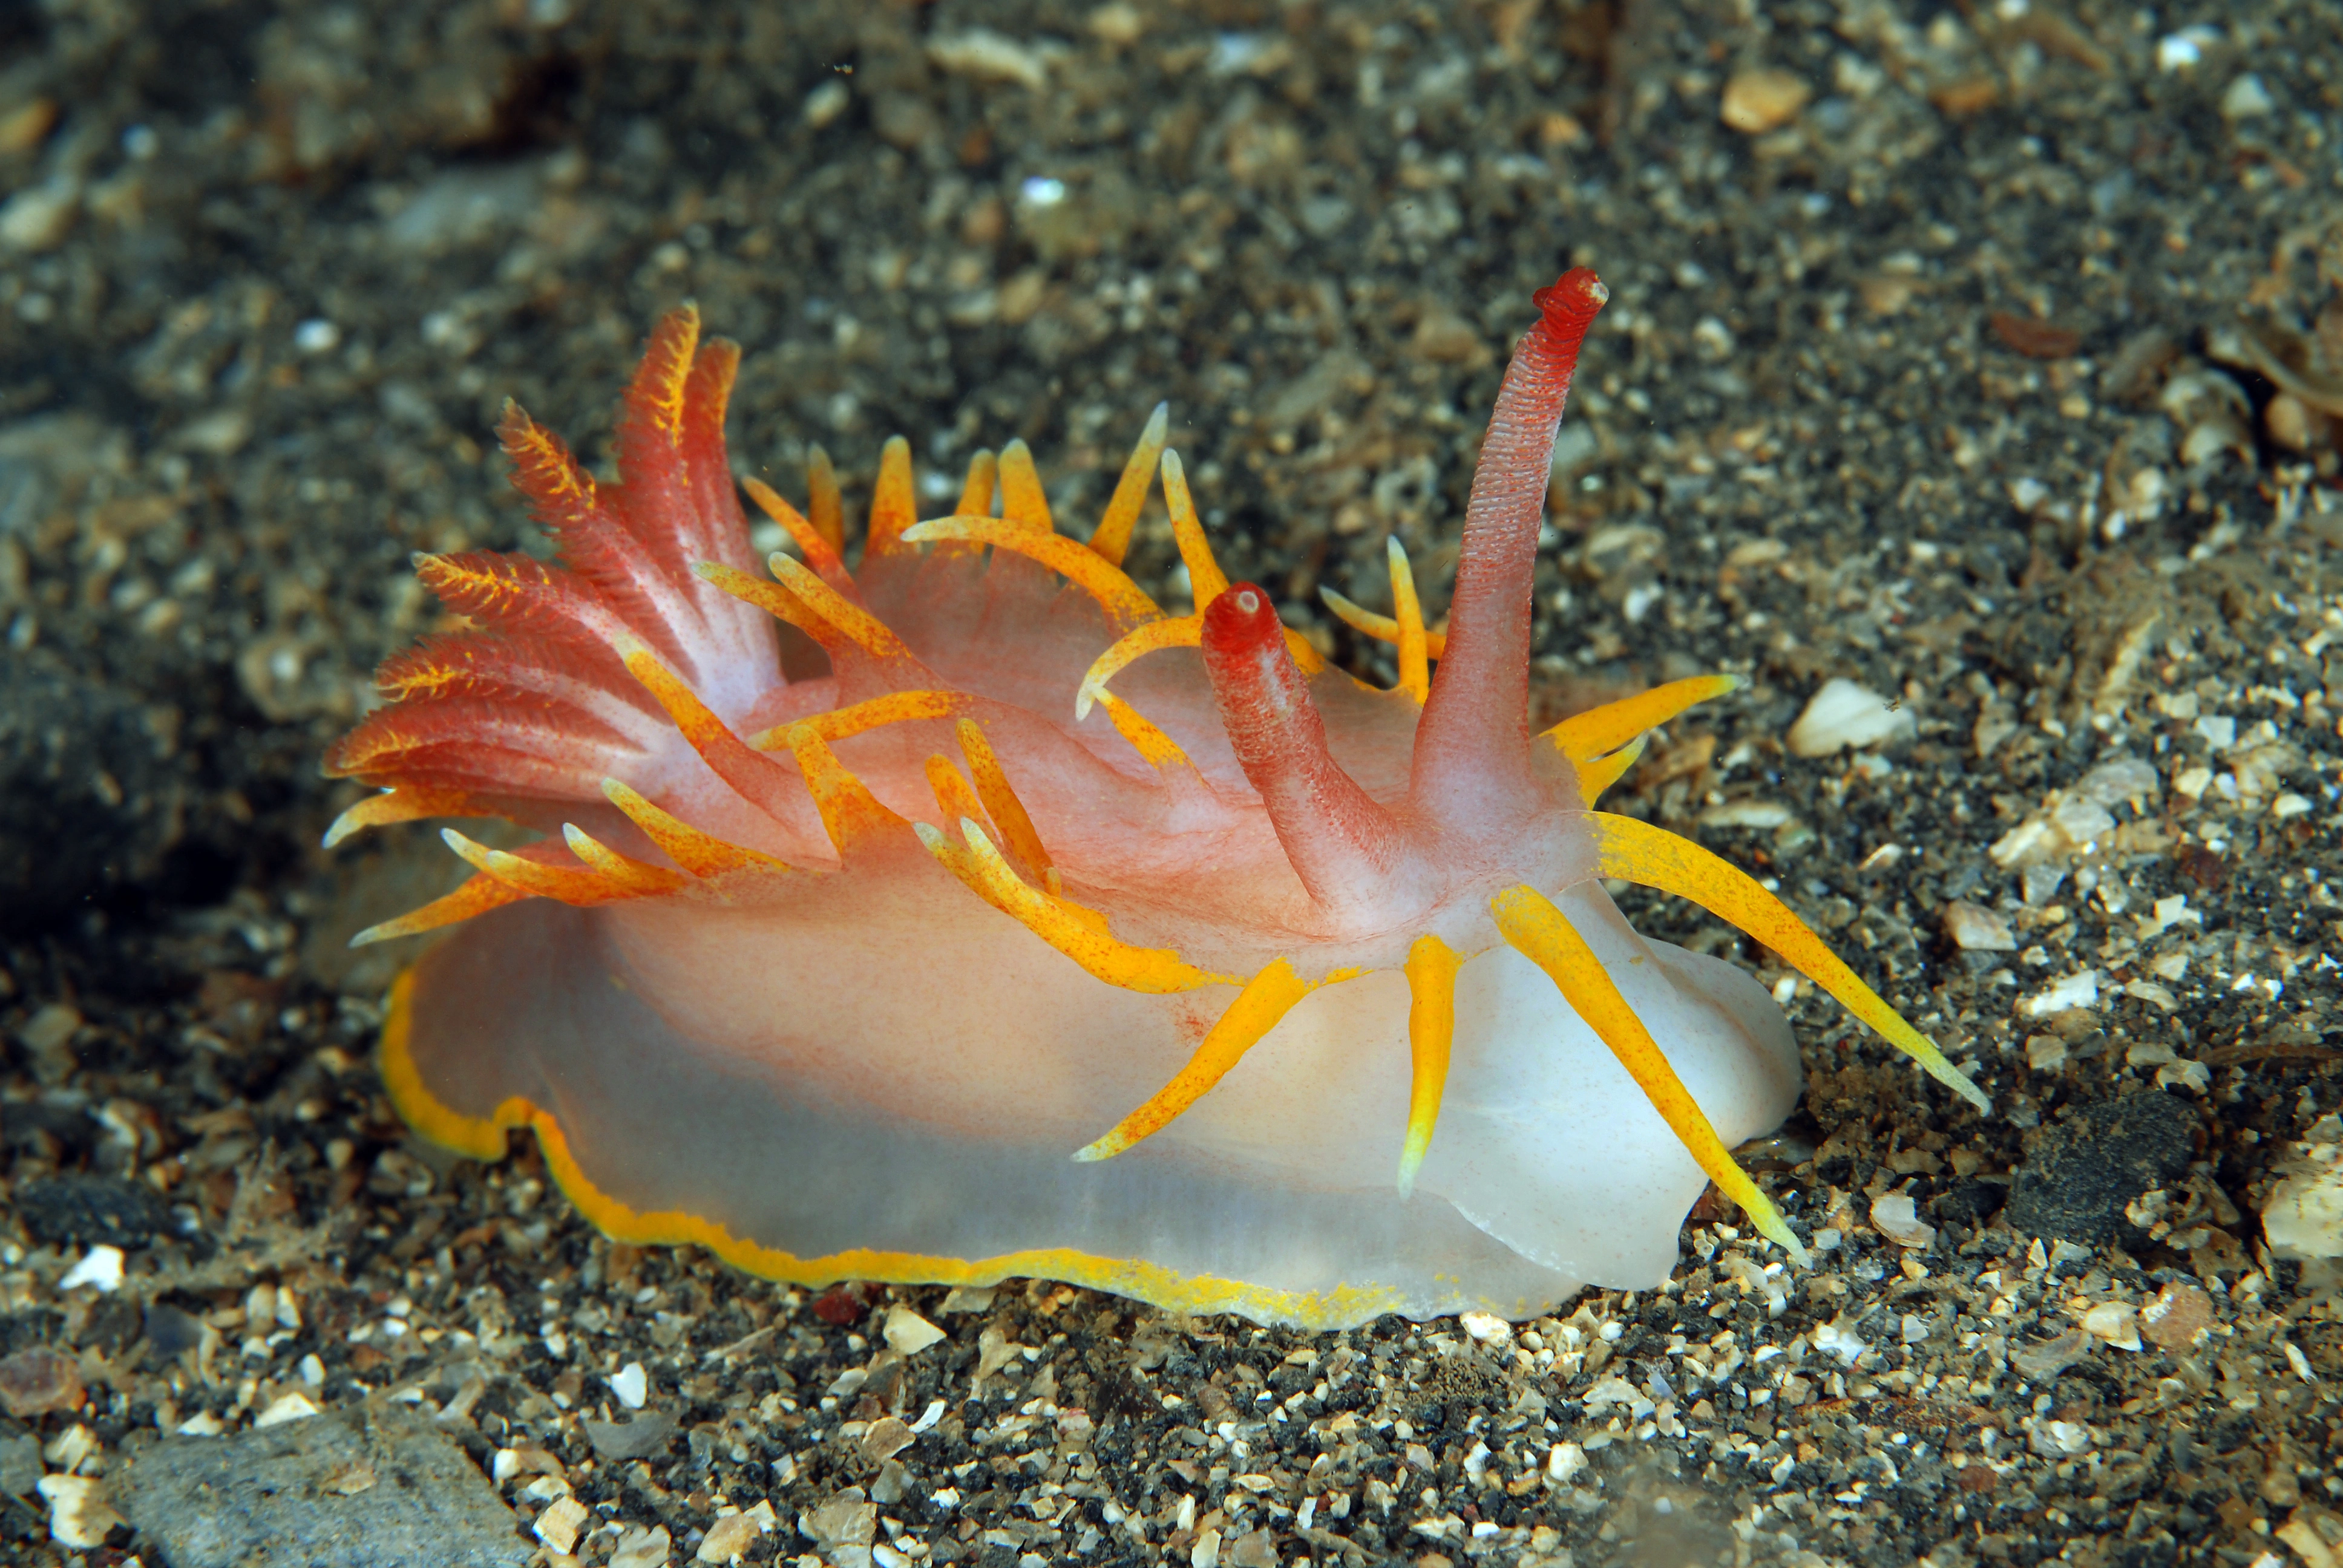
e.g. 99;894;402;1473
1810;1317;1868;1364
37;1474;122;1549
1786;678;1914;758
58;1246;123;1293
1458;1310;1513;1347
607;1362;649;1410
882;1305;948;1355
2029;1419;2093;1457
2022;970;2099;1018
1869;1192;1936;1249
2264;1120;2343;1259
253;1391;321;1428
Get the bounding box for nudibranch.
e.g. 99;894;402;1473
327;270;1986;1328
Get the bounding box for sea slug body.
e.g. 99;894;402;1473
327;270;1986;1328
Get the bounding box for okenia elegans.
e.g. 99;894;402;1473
326;269;1985;1327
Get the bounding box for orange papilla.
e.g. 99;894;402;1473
615;641;809;827
751;689;965;751
897;518;1163;632
998;441;1052;531
443;831;642;907
1092;689;1192;771
1543;673;1743;763
600;778;798;881
742;477;850;587
762;555;919;663
805;445;846;554
693;562;848;656
560;823;691;897
1160;451;1228;608
955;718;1054;888
322;784;490;848
1078;616;1203;720
955;449;998;521
1084;403;1167;569
922;756;995;849
352;871;531;946
780;724;909;855
867;436;916;555
1074;959;1323;1161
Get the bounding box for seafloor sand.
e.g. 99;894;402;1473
3;1;2341;1565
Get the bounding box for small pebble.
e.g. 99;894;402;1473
926;29;1050;90
2220;73;2275;119
0;1346;84;1419
802;79;850;129
0;175;79;252
0;96;57;154
1786;678;1914;757
1942;900;2016;952
1720;68;1811;133
696;1508;768;1564
608;1362;649;1410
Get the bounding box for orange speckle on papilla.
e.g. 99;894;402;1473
329;272;1984;1327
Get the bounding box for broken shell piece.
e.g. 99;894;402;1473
1787;678;1913;758
1988;756;2159;871
2263;1128;2343;1259
2080;1301;2143;1351
2221;319;2343;418
2160;367;2256;469
1869;1192;1936;1249
2022;970;2099;1019
882;1305;946;1355
1459;1310;1514;1346
37;1473;121;1549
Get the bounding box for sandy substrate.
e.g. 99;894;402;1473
4;1;2342;1565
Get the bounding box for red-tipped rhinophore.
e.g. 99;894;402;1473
1412;267;1608;825
1201;584;1401;916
